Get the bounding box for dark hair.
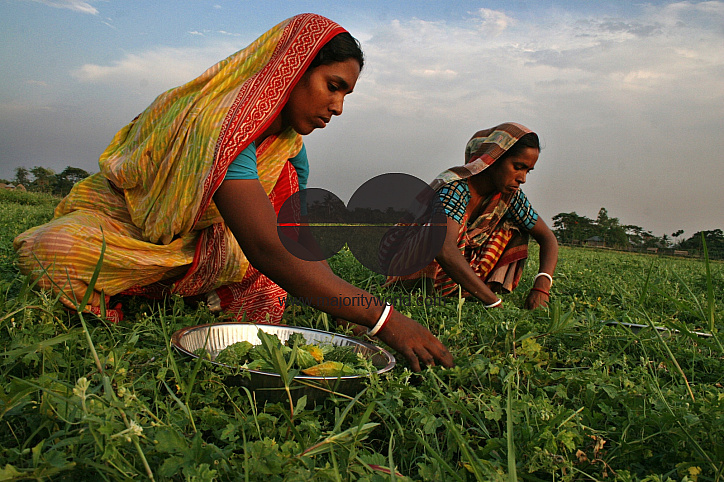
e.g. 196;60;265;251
499;132;540;161
309;32;364;71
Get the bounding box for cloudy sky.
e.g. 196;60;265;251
1;0;722;238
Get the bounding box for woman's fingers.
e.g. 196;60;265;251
414;346;437;368
409;341;453;370
400;346;421;372
376;312;453;372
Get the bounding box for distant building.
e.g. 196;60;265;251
584;236;605;247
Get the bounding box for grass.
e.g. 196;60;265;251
0;189;722;481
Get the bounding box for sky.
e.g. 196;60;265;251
1;0;723;239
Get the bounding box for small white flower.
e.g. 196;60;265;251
73;377;90;400
129;420;143;437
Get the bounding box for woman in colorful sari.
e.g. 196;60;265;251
387;122;558;309
13;14;452;372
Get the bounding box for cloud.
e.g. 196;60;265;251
0;101;53;115
70;44;238;93
25;0;99;15
650;0;724;28
360;3;724;119
474;7;515;35
410;68;457;79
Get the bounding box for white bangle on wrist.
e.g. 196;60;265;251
534;272;553;285
368;302;393;336
484;298;502;309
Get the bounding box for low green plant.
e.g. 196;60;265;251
1;192;722;480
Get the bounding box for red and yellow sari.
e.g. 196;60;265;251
14;14;346;323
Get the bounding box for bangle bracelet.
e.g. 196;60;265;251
368;302;393;336
530;287;550;297
534;272;553;286
484;298;502;309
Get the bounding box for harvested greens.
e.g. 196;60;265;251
210;330;371;377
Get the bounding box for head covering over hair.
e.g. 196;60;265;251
430;122;533;192
427;122;538;251
99;14;346;245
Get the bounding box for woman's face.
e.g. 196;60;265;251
489;146;539;194
281;58;360;135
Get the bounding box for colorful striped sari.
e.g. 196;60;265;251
14;14;346;323
386;123;534;296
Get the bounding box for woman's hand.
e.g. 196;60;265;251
374;310;454;372
524;289;549;309
435;217;501;306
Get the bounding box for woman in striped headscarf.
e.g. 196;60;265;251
387;122;559;310
14;14;452;372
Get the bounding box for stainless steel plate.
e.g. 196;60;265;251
171;322;396;404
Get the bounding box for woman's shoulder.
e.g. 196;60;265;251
435;179;470;225
438;178;469;195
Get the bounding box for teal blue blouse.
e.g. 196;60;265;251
224;142;309;189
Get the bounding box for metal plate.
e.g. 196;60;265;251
170;322;396;404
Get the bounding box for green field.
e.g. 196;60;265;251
1;189;722;481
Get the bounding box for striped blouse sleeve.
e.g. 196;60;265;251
435;180;470;225
505;189;539;231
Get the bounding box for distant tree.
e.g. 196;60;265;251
552;209;719;254
624;224;652;246
596;207;609;226
671;229;685;247
552;212;595;243
661;234;671;247
679;229;724;255
29;166;56;193
55;166;90;196
594;207;628;247
14;167;30;186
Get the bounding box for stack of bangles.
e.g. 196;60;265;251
368;302;393;337
531;272;553;297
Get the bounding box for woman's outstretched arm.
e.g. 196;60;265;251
525;217;558;309
435;217;502;306
213;178;454;371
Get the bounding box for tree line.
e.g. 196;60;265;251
3;166;722;258
2;166;91;198
552;207;724;257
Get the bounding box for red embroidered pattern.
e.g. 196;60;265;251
176;15;343;300
196;14;345;226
